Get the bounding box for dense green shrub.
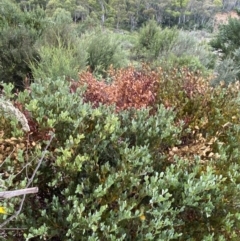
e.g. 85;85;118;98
75;15;101;34
0;0;47;89
212;58;240;86
83;31;128;76
135;20;178;61
134;21;215;72
210;18;240;81
37;8;78;48
28;8;89;82
210;18;240;58
31;28;128;81
29;40;87;81
0;26;38;89
3;4;240;241
1;66;240;240
2;77;180;240
166;31;216;72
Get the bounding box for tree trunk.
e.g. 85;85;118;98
98;0;105;26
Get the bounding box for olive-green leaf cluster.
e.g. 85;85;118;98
1;70;240;240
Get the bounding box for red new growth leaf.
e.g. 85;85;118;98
75;65;159;112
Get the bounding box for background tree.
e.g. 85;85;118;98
211;17;240;57
0;0;47;89
16;0;48;10
108;0;128;30
210;16;240;83
11;0;239;30
45;0;76;17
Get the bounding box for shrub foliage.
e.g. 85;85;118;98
1;65;240;240
76;65;159;111
210;17;240;82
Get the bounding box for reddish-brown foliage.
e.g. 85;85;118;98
73;65;159;111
